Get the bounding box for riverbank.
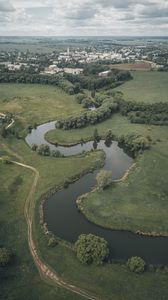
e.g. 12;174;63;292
76;142;168;236
45;129;92;147
1;73;168;300
45;128;95;147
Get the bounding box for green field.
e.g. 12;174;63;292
0;151;87;300
0;83;84;134
78;141;168;234
1;138;168;300
0;138;104;300
114;71;168;103
1;71;168;300
46;114;168;235
46;113;168;145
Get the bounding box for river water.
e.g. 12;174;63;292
26;121;168;264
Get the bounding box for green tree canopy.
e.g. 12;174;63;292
93;128;100;142
96;169;112;189
127;256;146;273
75;234;109;265
105;129;113;146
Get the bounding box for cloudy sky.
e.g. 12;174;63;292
0;0;168;36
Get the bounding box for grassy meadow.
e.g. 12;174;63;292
0;83;84;134
79;141;168;234
0;137;104;300
0;150;86;300
114;71;168;103
46;113;168;145
1;139;168;300
1;70;168;299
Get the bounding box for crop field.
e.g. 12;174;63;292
114;71;168;103
110;62;152;71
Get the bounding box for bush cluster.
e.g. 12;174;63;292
32;144;63;158
118;133;150;157
117;99;168;126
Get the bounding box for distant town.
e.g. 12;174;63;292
0;38;167;76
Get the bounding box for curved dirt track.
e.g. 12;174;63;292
11;160;101;300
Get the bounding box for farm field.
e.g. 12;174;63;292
114;71;168;103
110;62;152;71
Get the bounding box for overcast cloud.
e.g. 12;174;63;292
0;0;168;36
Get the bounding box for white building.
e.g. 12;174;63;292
98;70;111;77
63;68;83;75
7;63;26;71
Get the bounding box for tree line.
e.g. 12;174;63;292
64;69;132;91
116;98;168;126
56;99;118;130
0;72;76;95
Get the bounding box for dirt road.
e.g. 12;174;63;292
11;160;101;300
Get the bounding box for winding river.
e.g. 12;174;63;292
26;121;168;265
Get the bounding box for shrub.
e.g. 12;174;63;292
31;144;38;151
127;256;146;273
93;128;100;142
96;170;112;189
105;129;113;146
51;150;62;157
48;236;58;247
0;247;12;266
75;234;109;265
0;156;11;164
118;133;150;157
37;144;50;156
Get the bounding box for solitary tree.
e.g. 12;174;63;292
105;129;113;146
127;256;146;273
93;128;100;142
75;234;109;265
96;169;112;189
91;89;96;98
31;144;38;151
